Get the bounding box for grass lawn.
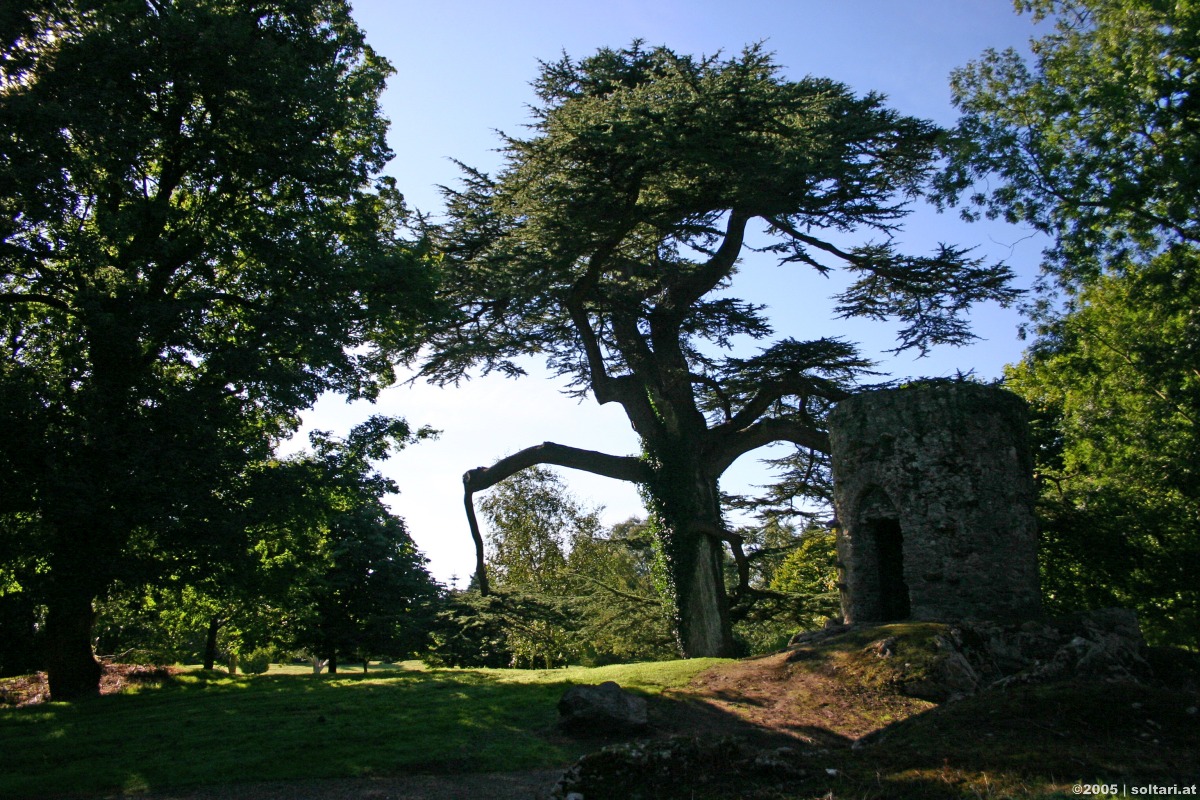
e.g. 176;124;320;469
0;658;727;798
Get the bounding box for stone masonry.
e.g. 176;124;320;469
827;382;1041;624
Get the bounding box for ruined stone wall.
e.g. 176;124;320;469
828;382;1040;624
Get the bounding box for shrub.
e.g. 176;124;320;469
239;648;272;675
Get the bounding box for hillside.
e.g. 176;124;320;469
555;618;1200;799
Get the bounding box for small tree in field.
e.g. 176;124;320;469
424;43;1019;657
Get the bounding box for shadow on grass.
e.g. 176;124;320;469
0;662;859;798
557;679;1200;800
643;691;855;750
6;656;1197;800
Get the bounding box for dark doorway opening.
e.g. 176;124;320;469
870;518;910;621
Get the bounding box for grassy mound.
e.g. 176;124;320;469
558;623;1200;799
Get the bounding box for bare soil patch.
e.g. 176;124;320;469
0;664;180;707
659;648;934;746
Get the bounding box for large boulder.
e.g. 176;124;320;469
558;681;648;735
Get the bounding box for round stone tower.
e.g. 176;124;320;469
828;382;1040;624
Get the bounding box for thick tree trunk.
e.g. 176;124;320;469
44;592;103;701
648;452;737;659
203;616;222;671
327;653;338;674
674;527;735;658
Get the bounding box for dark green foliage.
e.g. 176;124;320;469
729;521;841;655
243;419;441;670
237;647;272;675
0;592;40;678
942;0;1200;647
293;509;439;671
1007;252;1200;647
89;418;442;670
424;592;518;669
566;518;678;665
0;0;434;697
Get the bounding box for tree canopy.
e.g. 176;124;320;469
0;0;433;698
941;0;1200;646
426;42;1019;657
937;0;1200;289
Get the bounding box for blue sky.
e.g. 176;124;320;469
302;1;1051;585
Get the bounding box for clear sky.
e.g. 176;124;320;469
299;1;1051;585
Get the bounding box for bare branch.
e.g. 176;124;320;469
766;216;862;266
666;210;751;313
462;442;651;594
566;241;622;404
722;374;850;434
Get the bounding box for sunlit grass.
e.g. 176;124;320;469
0;658;724;799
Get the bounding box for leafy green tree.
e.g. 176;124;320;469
720;520;840;654
429;477;675;668
1005;252;1200;646
939;0;1199;645
427;43;1018;657
477;466;596;667
480;466;581;595
937;0;1200;287
209;418;440;674
565;517;677;664
92;418;440;672
0;1;432;698
294;508;438;673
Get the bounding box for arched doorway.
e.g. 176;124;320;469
867;517;910;621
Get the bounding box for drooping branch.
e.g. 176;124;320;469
462;441;651;595
766;216;864;267
568;571;662;607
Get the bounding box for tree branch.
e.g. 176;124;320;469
567;238;625;405
766;216;862;266
568;571;662;607
0;292;72;313
710;417;831;476
666;210;751;313
462;442;651;595
722;375;850;434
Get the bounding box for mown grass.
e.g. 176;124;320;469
0;658;727;798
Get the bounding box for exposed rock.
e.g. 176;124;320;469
896;609;1151;701
549;736;801;800
900;635;982;701
866;636;898;658
558;681;648;735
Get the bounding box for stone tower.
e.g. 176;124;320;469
828;382;1040;624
